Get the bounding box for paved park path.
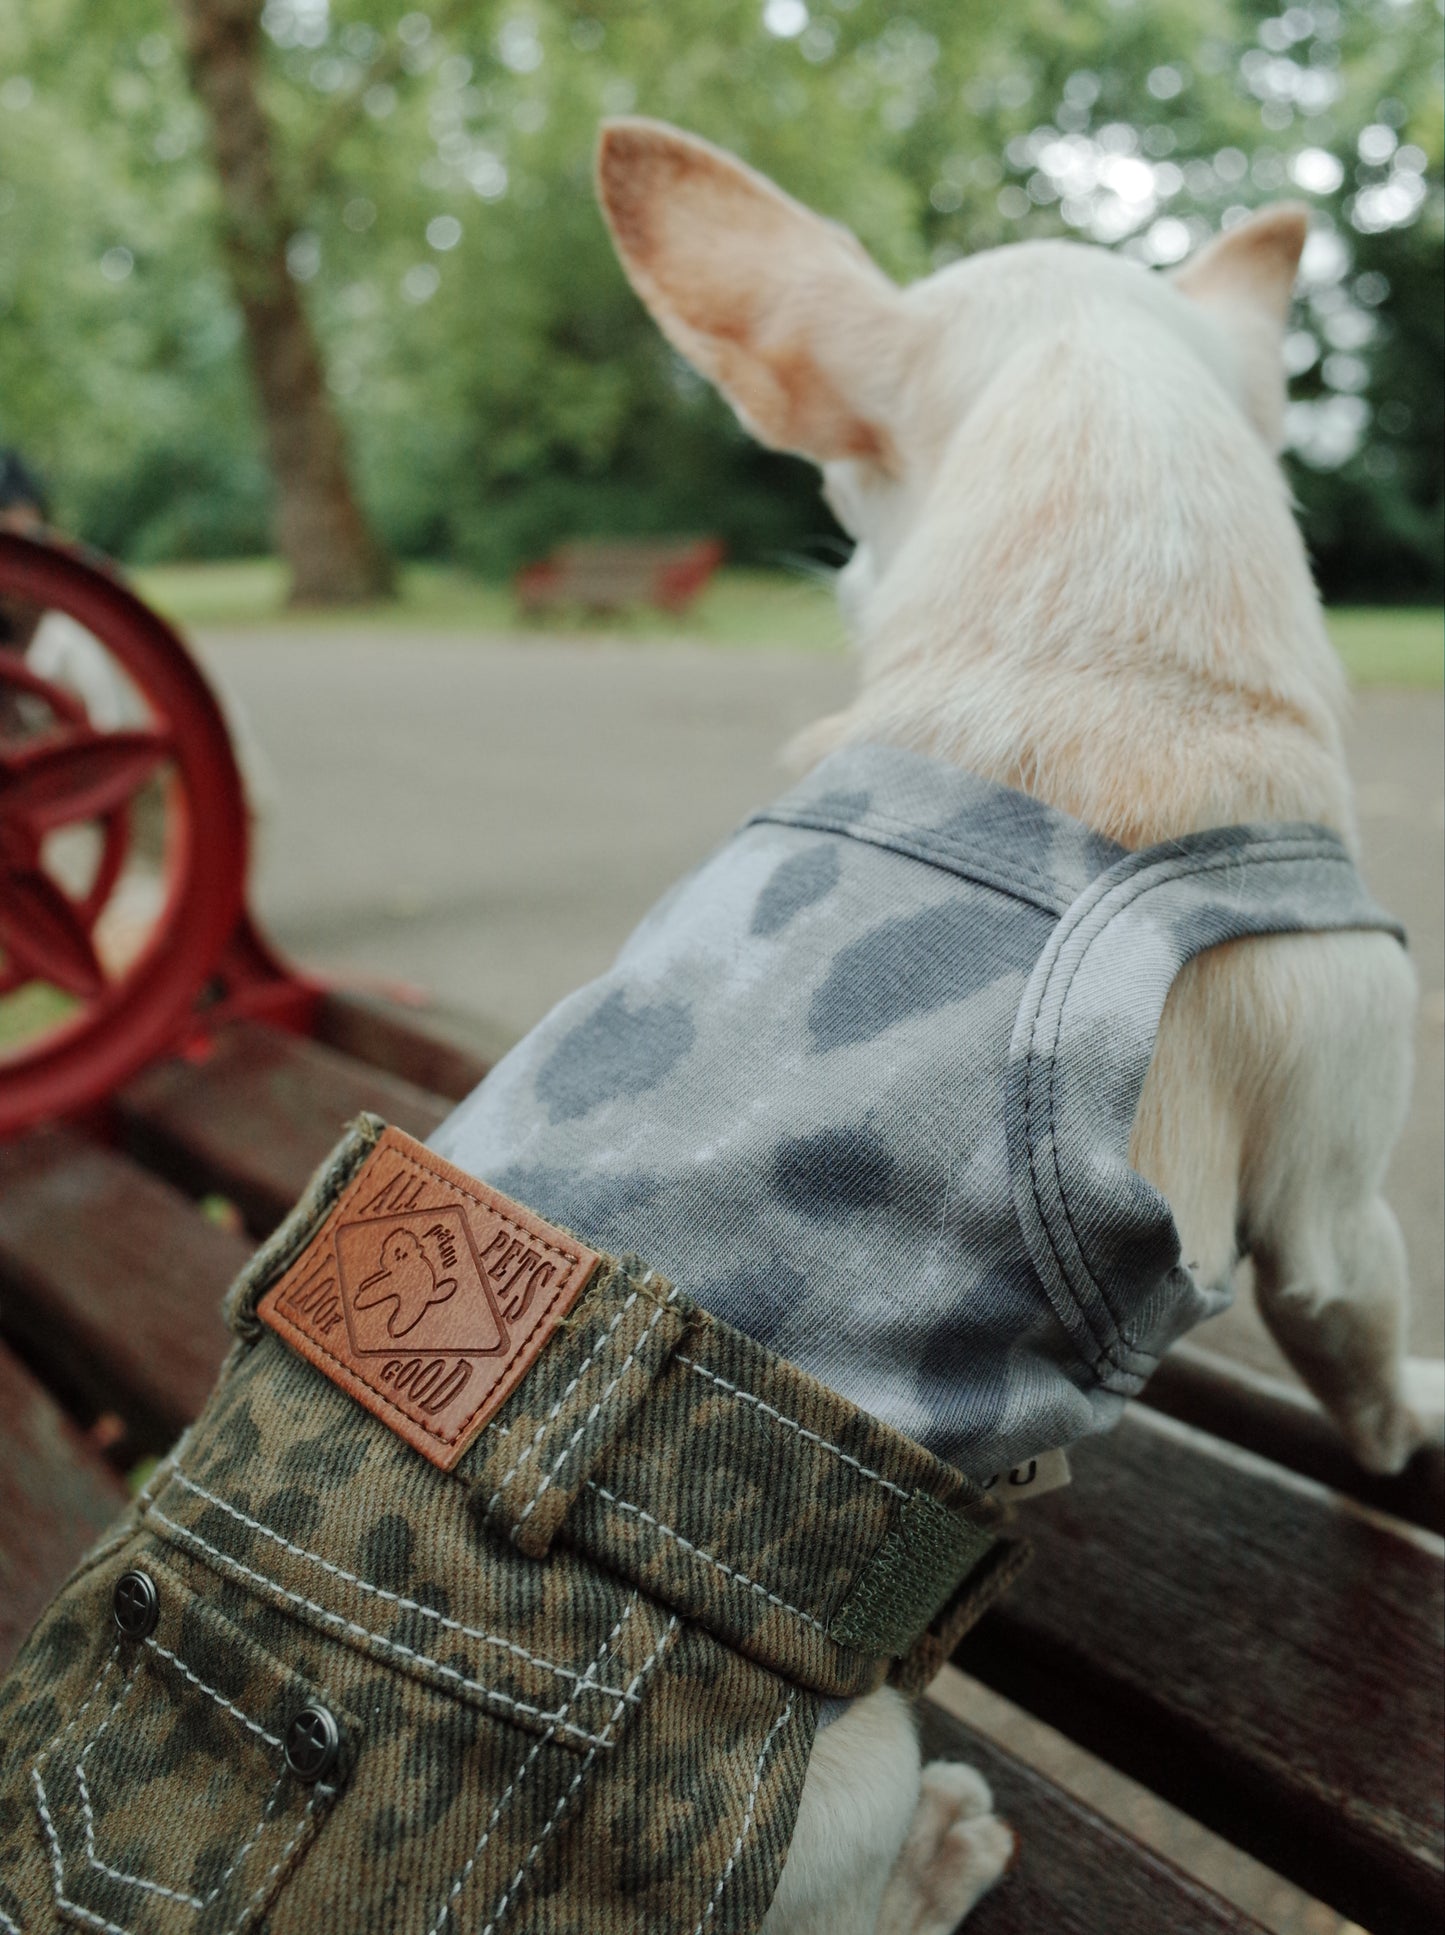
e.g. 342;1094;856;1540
200;626;1443;1374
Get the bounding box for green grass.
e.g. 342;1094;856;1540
123;559;1443;685
1323;607;1443;687
131;558;850;650
0;982;77;1053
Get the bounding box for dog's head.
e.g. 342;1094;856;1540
596;118;1307;645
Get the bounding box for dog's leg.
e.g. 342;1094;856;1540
1241;934;1442;1473
1252;1193;1444;1473
874;1761;1015;1934
761;1690;920;1935
1142;933;1442;1474
761;1691;1012;1934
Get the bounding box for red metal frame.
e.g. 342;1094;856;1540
0;531;317;1137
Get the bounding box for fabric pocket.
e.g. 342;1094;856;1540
28;1548;358;1935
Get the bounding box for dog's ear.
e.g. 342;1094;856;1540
1173;205;1308;444
596;118;909;469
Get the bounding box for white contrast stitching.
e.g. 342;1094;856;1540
149;1507;616;1749
73;1659;208;1911
675;1355;910;1500
423;1595;642;1935
166;1471;634;1701
76;1761;205;1910
585;1483;828;1635
77;1754;286;1915
228;1787;332;1935
513;1288;678;1537
77;1432;194;1578
33;1647;120;1774
477;1615;681;1935
199;1784;287;1906
485;1290;641;1514
34;1766;129;1935
30;1618;316;1932
0;1905;24;1933
141;1636;282;1749
55;1634;291;1916
691;1697;795;1935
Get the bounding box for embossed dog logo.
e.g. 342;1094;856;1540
353;1227;458;1338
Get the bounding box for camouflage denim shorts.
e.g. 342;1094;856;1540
0;1120;1024;1934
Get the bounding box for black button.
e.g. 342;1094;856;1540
284;1704;341;1782
112;1569;159;1639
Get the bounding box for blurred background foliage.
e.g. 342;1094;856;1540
0;0;1440;600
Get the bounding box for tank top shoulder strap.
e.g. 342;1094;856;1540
1004;823;1405;1391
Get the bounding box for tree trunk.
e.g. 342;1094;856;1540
175;0;392;604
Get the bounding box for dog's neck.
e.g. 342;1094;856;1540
810;320;1356;851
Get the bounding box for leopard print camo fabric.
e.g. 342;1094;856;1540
0;1227;1010;1935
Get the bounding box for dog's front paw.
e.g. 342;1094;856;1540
877;1760;1016;1934
1348;1358;1445;1473
1401;1357;1445;1452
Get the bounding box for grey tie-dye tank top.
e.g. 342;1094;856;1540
432;744;1401;1477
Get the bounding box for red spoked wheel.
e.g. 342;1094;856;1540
0;530;250;1136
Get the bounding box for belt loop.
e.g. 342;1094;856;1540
462;1259;690;1558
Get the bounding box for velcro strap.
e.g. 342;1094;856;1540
828;1491;997;1656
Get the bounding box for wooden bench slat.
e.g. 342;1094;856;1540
0;1126;243;1449
1142;1341;1445;1534
313;990;492;1104
0;1340;126;1674
917;1701;1268;1934
114;1021;449;1234
957;1406;1444;1933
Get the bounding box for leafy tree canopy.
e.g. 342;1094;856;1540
0;0;1440;598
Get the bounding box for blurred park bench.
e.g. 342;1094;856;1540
0;533;1440;1935
514;535;726;617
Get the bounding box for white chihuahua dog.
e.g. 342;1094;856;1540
595;119;1442;1934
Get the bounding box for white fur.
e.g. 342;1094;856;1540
596;119;1442;1930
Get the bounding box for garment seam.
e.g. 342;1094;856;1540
511;1288;679;1539
164;1470;635;1702
147;1507;618;1749
675;1354;910;1500
75;1761;205;1911
141;1634;282;1749
74;1657;209;1910
1022;840;1370;1378
36;1628;296;1918
475;1615;681;1935
748;806;1074;917
691;1694;796;1935
484;1288;643;1513
421;1595;645;1935
585;1483;829;1635
229;1790;329;1935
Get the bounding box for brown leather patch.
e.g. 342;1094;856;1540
257;1127;599;1469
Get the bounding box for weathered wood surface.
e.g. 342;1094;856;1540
957;1405;1445;1934
0;1341;125;1673
1143;1340;1444;1534
918;1702;1268;1934
115;1020;448;1233
313;989;491;1106
0;1125;243;1451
